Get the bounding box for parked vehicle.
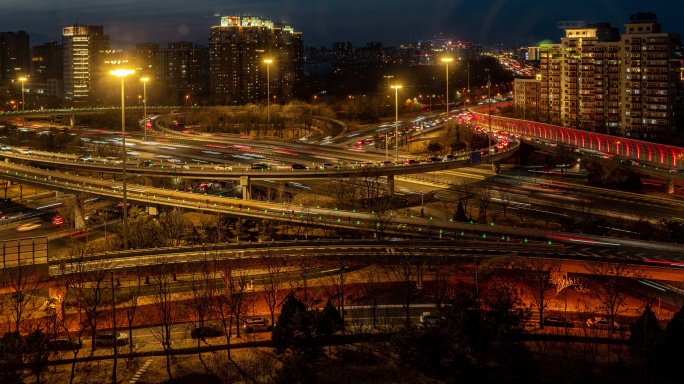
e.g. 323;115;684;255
47;339;82;351
419;312;440;326
243;317;271;333
586;316;619;330
291;163;307;170
94;332;129;347
543;316;573;328
190;325;224;339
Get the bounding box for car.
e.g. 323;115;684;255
291;163;307;170
251;163;270;170
405;159;419;165
419;312;440;326
426;157;441;163
379;160;393;167
140;160;154;167
47;339;82;351
319;163;333;170
543;316;573;328
360;162;375;167
94;332;129;347
443;154;455;161
586;316;619;331
190;325;224;339
214;165;229;171
17;223;41;232
243;317;271;333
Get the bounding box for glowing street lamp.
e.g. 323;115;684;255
264;58;273;132
185;95;189;107
110;68;135;250
441;58;453;124
141;77;149;141
391;85;402;162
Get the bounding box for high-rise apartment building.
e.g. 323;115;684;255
32;41;63;82
62;24;109;102
513;77;541;120
533;13;682;139
209;16;303;105
162;42;206;95
621;13;682;139
0;31;30;84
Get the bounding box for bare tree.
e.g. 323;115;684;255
123;274;142;356
520;256;560;328
476;186;494;223
497;188;514;218
359;263;384;329
68;257;112;356
145;261;181;379
383;251;419;324
260;250;288;327
585;261;645;330
186;254;219;364
2;262;42;332
160;207;191;246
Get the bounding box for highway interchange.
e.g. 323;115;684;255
2;107;684;272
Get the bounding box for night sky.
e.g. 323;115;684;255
2;0;684;49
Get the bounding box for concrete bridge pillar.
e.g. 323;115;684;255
387;174;395;196
55;191;64;200
74;203;85;229
416;264;423;289
491;161;501;173
240;176;251;200
666;179;675;195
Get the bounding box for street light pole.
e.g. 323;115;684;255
264;59;272;134
441;58;453;124
467;62;470;111
110;69;135;250
141;77;149;141
487;73;492;149
391;85;402;162
19;77;26;126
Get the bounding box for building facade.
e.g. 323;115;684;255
0;31;30;84
209;16;303;105
62;24;109;103
513;78;541;120
32;41;63;82
533;14;682;139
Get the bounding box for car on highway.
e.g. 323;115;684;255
443;154;455;161
243;317;271;333
543;316;573;328
190;325;224;339
291;163;307;170
586;316;619;331
140;160;154;167
318;163;333;170
94;332;129;347
405;159;419;165
425;157;441;163
251;163;271;170
17;223;41;232
47;338;82;351
214;165;230;171
379;160;393;167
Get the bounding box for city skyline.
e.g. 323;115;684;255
2;0;684;48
